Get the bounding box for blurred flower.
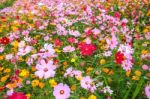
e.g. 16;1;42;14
0;37;10;45
32;80;39;87
88;94;97;99
39;82;45;89
78;43;97;56
99;59;106;65
145;85;150;99
80;76;96;93
142;64;149;70
7;89;14;96
103;86;113;95
63;46;75;52
49;79;57;87
115;51;125;64
134;70;141;76
71;85;76;91
9;92;27;99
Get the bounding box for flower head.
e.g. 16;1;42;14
35;59;57;79
53;83;71;99
145;85;150;99
9;92;27;99
115;51;125;64
78;43;97;56
0;37;10;45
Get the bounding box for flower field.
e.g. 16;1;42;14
0;0;150;99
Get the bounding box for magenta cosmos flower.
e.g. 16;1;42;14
53;83;71;99
35;59;57;79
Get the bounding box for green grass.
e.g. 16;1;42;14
0;0;15;10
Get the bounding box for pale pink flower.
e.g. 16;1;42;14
121;60;133;71
85;38;92;44
64;67;74;77
35;59;57;79
92;28;100;35
145;85;150;99
17;46;32;56
145;32;150;40
80;76;96;93
63;46;75;52
106;33;118;50
5;54;13;60
69;30;81;37
0;46;4;53
22;30;29;36
53;83;71;99
142;64;149;70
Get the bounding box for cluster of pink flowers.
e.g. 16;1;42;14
117;44;134;71
64;67;96;93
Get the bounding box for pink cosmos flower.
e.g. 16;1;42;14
142;64;149;70
145;32;150;40
85;38;92;44
92;28;100;35
53;83;71;99
63;46;75;52
106;33;118;50
44;36;49;41
35;59;57;79
73;70;82;79
69;30;81;37
0;46;4;53
22;30;29;36
7;89;14;96
64;67;74;77
121;60;133;71
39;43;56;58
17;46;32;56
80;76;96;93
145;85;150;99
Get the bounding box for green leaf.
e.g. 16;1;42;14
131;78;144;99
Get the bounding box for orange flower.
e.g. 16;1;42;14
39;82;45;89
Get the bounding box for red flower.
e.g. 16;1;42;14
78;43;97;56
54;38;62;47
9;92;27;99
115;51;125;64
114;11;121;19
0;37;10;45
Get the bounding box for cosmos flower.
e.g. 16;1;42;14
80;76;96;93
145;85;150;99
35;59;57;79
64;67;74;77
106;33;118;50
53;83;71;99
63;46;75;52
39;43;56;58
115;51;125;64
17;46;33;56
0;37;10;45
9;92;27;99
121;60;133;71
78;43;97;56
